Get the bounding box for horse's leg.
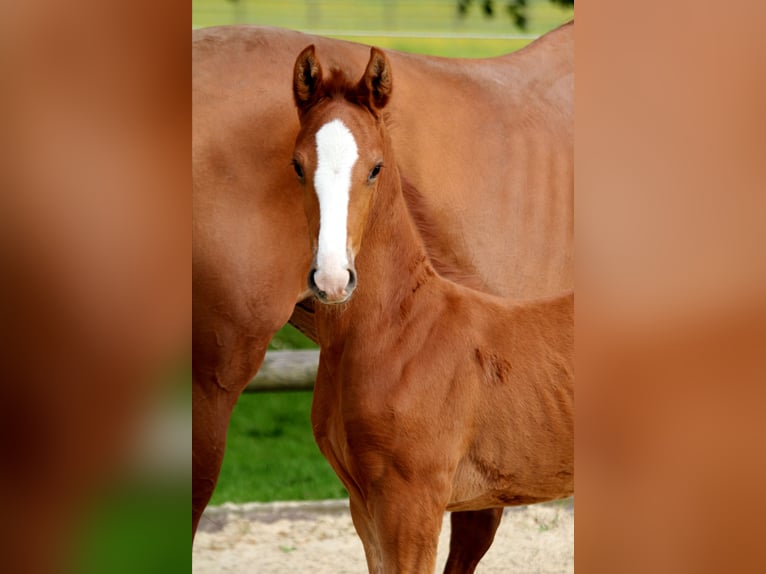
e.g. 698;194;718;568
191;266;307;537
191;319;273;536
369;482;446;574
443;508;504;574
192;374;256;534
349;497;383;574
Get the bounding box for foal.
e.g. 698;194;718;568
291;46;574;573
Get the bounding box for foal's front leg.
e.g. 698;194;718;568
369;477;448;574
349;496;383;574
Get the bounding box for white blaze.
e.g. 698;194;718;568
313;119;358;295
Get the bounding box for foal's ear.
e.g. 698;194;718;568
293;45;323;114
359;47;392;113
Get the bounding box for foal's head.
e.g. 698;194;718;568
291;45;392;304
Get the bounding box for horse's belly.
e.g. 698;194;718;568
447;457;573;511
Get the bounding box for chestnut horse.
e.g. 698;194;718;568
290;45;573;573
192;22;573;547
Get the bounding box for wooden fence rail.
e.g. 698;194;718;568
245;350;319;392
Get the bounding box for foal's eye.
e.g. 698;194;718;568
291;160;304;180
368;163;383;182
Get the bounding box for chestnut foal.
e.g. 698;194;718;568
291;46;574;573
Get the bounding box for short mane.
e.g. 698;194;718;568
312;68;379;115
321;67;358;97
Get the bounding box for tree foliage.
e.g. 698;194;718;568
457;0;574;30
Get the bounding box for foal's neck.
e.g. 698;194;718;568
315;155;435;341
358;164;434;305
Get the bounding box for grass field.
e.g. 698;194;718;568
210;391;346;503
209;322;330;504
201;0;573;504
193;0;573;57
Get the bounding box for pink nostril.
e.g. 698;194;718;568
308;268;327;299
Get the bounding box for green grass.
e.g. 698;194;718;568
215;324;330;504
210;391;347;503
268;323;318;350
326;35;532;57
212;321;324;503
192;0;572;34
192;0;574;57
210;314;325;504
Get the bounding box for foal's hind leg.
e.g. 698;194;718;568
443;508;504;574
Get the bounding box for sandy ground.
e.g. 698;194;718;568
193;498;573;573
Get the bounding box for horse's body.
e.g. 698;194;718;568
192;23;573;539
290;46;574;573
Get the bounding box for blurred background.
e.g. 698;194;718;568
192;0;574;509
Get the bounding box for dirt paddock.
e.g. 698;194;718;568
193;498;573;573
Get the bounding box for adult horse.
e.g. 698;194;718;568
290;44;573;573
192;21;573;560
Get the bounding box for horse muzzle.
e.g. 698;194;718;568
308;263;357;304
